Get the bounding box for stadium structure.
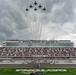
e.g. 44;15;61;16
0;40;76;68
0;1;76;68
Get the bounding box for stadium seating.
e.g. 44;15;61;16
0;47;76;59
0;47;76;65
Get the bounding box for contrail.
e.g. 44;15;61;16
40;22;42;40
37;15;39;40
30;22;33;40
36;15;39;40
29;14;43;40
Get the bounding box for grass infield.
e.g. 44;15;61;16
0;68;76;75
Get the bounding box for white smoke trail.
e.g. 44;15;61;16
37;14;40;40
36;15;39;40
30;22;33;40
33;21;36;40
26;11;43;40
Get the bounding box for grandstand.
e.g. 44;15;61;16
0;40;76;68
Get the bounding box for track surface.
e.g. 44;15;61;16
0;64;76;68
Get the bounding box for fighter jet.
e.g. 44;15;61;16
25;8;29;11
43;7;46;11
34;1;38;5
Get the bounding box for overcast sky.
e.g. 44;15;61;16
0;0;76;46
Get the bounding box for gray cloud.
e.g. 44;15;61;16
0;0;76;46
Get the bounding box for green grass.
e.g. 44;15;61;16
0;68;76;75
